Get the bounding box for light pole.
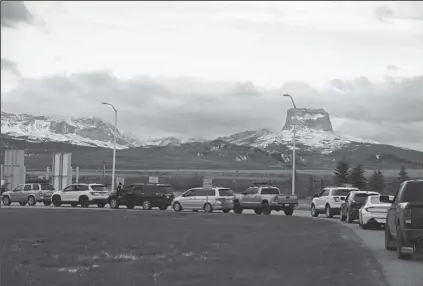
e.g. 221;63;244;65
283;94;297;196
102;102;117;191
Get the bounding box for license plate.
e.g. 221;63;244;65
284;204;290;207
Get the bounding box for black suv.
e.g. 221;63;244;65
108;183;175;210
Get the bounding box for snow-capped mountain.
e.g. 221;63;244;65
1;112;142;149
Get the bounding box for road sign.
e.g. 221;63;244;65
149;176;159;184
202;178;213;190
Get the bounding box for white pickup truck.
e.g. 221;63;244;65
233;184;298;215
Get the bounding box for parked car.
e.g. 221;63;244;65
51;183;109;208
358;195;394;229
382;179;423;259
233;183;298;215
1;183;55;206
339;191;380;223
311;187;359;218
108;183;175;210
172;187;234;213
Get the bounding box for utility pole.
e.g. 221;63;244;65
283;94;297;196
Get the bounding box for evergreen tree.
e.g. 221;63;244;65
333;159;350;186
398;166;409;183
349;164;367;189
368;170;384;192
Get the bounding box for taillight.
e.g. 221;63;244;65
405;208;412;224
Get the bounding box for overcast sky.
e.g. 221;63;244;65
1;1;423;150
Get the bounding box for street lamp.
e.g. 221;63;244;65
102;102;117;191
283;94;297;196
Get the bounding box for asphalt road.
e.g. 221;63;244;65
0;206;391;286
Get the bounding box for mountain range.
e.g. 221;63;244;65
1;109;422;170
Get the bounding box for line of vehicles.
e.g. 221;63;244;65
310;180;423;260
1;179;422;260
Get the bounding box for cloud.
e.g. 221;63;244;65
375;2;423;22
1;72;422;151
1;1;34;27
387;65;400;72
1;58;21;76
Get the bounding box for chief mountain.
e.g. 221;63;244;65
1;109;422;170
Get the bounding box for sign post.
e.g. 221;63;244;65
202;178;213;190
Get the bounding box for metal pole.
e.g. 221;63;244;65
111;109;117;191
283;94;297;196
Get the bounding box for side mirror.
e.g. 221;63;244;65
380;195;393;203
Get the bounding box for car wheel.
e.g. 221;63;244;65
233;201;243;214
396;226;413;259
2;196;11;206
254;208;262;215
222;209;230;213
79;196;90;208
325;205;333;218
173;202;182;212
52;195;62;207
43;202;51;206
97;203;105;208
27;196;36;206
109;198;119;209
384;224;395;250
311;204;319;217
284;208;294;216
204;203;213;213
262;202;272;215
142;200;152;210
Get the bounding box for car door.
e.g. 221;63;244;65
316;189;329;211
133;185;146;205
241;187;253;206
387;186;402;236
193;188;214;209
9;184;24;202
118;184;134;204
61;185;74;202
179;189;196;209
21;184;32;203
249;187;261;207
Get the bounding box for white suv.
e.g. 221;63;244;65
51;183;110;208
311;187;359;218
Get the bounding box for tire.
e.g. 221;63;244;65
222;209;230;213
254;209;262;215
262;202;272;215
204;203;213;213
233;201;243;214
79;196;90;208
159;205;168;210
384;224;395;250
173;202;182;212
311;204;319;217
142;200;152;210
109;198;119;209
52;195;61;207
325;205;334;218
43;202;51;206
284;208;294;216
396;225;413;259
97;203;105;208
19;202;27;206
346;210;353;223
27;196;36;206
2;196;11;206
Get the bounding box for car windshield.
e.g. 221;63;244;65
91;185;108;192
261;188;280;195
332;189;355;196
402;181;423;202
40;183;54;191
354;193;372;204
370;196;383;204
218;189;234;196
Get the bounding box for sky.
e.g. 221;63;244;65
1;1;423;151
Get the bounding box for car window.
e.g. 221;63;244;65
322;189;330;196
63;185;73;192
190;189;203;196
332;189;354;196
218;189;234;196
79;185;89;191
354;193;372;204
198;189;215;196
91;185;108;192
32;184;40;191
23;185;32;191
13;185;24;192
370;196;382;204
261;188;280;195
40;183;54;191
251;187;259;194
183;189;195;197
402;181;423;202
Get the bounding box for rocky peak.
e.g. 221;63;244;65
282;108;333;132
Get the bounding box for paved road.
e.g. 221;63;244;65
1;205;422;286
1;206;388;286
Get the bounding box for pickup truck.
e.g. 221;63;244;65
382;179;423;259
233;184;298;215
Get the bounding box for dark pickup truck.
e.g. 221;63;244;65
382;179;423;259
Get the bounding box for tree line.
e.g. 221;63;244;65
333;159;410;193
